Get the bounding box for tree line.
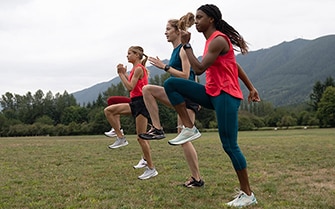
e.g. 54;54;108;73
0;75;334;137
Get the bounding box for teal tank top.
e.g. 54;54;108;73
168;44;195;81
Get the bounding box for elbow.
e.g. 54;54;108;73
127;86;133;92
193;66;206;75
195;69;205;75
181;75;188;79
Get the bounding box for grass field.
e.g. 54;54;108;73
1;128;334;209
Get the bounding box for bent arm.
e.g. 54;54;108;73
119;67;142;91
184;36;228;75
237;63;261;102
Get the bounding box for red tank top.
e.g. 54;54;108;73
204;31;243;99
129;64;148;98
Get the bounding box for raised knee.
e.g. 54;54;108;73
142;85;150;94
104;106;113;116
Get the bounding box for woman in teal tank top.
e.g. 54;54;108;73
139;13;204;187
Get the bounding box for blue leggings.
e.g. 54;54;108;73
164;77;246;170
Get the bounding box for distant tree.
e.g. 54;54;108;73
196;107;216;129
317;86;335;127
103;82;130;104
240;100;274;117
309;76;335;111
0;92;15;110
264;108;286;127
298;111;319;126
324;76;335;87
60;106;88;125
309;81;324;111
89;108;110;134
35;115;54;125
149;74;162;85
93;94;105;108
53;91;77;124
149;73;170;85
238;115;255;131
0;113;8;136
277;115;297;129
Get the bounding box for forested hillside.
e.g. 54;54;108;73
236;35;335;106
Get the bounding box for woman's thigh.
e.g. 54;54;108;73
143;84;172;107
164;78;213;109
105;103;131;115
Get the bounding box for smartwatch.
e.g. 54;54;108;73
164;65;171;72
183;43;192;50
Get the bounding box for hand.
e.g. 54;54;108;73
117;64;126;74
248;88;261;103
180;30;191;44
148;56;164;69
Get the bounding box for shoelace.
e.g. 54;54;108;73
146;124;156;134
232;188;244;199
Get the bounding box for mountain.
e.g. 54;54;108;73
236;35;335;106
72;35;335;106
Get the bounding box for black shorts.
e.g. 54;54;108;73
185;98;200;114
129;96;150;119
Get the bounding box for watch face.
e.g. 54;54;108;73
164;65;170;71
184;43;191;49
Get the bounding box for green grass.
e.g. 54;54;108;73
1;129;334;209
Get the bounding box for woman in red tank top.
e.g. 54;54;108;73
164;4;261;207
104;46;158;180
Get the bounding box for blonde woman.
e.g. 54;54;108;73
104;46;157;180
139;13;204;187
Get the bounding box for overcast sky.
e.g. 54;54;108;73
1;0;334;97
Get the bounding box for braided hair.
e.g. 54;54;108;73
198;4;248;54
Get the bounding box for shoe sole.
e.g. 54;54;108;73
226;200;257;207
138;171;158;180
168;132;201;146
104;131;124;138
138;134;166;140
133;165;147;169
104;133;117;138
108;141;129;149
184;184;205;188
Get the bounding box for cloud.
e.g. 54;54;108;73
0;0;334;96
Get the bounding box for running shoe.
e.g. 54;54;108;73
183;177;204;188
138;167;158;180
168;126;201;145
226;190;257;207
104;128;124;137
108;137;128;149
133;158;148;169
138;127;165;140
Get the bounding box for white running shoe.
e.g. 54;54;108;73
104;128;124;137
226;190;257;207
133;158;148;169
168;126;201;145
138;167;158;180
108;137;128;149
